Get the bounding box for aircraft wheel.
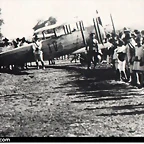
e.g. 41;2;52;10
80;54;87;66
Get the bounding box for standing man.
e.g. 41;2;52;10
113;39;127;81
132;36;144;88
125;33;137;85
32;37;45;70
86;33;100;69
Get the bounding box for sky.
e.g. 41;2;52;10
0;0;144;39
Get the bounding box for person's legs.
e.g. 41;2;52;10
39;52;45;69
122;61;128;80
34;54;40;69
86;53;91;69
116;69;120;81
136;72;143;88
93;53;99;68
36;61;39;69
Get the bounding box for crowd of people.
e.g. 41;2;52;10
84;27;144;88
0;37;32;49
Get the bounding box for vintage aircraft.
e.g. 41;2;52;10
0;11;107;69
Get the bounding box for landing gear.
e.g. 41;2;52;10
49;59;55;65
79;53;87;66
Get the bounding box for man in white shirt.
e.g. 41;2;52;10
113;40;128;81
132;36;144;88
32;38;45;70
125;36;137;84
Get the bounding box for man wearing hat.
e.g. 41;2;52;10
132;35;144;88
32;35;45;70
135;30;142;44
125;32;137;85
113;39;128;81
122;27;132;45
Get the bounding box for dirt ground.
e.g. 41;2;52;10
0;59;144;137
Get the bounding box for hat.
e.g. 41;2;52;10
134;29;140;34
123;27;130;32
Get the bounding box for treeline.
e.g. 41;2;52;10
33;16;57;33
0;8;4;40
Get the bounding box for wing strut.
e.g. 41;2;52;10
79;21;87;49
93;18;100;43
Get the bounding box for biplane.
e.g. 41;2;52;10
0;11;108;69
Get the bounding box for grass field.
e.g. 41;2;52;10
0;60;144;137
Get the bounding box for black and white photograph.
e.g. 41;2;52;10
0;0;144;140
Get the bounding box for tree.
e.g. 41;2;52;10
0;8;4;39
47;16;57;25
33;16;57;31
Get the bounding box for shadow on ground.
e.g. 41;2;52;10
52;64;144;116
2;63;144;117
0;68;30;75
